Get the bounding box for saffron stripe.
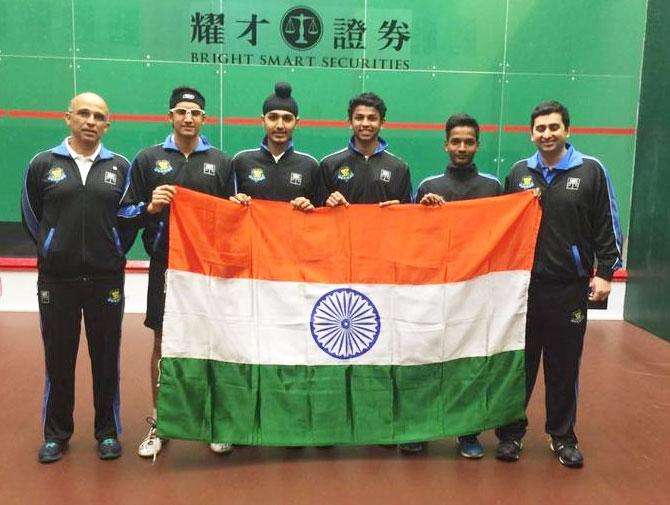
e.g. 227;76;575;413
168;188;542;284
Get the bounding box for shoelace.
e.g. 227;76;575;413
144;416;159;463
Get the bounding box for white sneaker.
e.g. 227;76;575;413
209;442;233;454
138;417;163;458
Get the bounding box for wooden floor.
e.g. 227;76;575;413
0;313;668;505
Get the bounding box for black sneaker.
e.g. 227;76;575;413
495;439;522;462
550;438;584;468
98;437;122;460
38;440;67;464
399;442;426;454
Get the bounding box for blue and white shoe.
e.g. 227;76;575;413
457;435;484;459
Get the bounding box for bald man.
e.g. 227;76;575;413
22;92;131;463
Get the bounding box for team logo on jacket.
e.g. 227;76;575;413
379;169;392;182
39;290;50;304
154;160;174;174
566;177;581;191
519;175;534;189
290;172;302;186
570;309;585;324
203;163;216;176
249;168;266;182
107;288;122;304
47;167;66;183
104;171;117;185
337;166;354;181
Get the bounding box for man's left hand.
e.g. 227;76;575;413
290;197;315;212
589;276;611;302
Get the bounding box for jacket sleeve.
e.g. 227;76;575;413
115;158;139;253
307;160;326;207
592;163;623;280
398;164;413;203
21;160;42;244
218;153;236;199
319;159;335;198
414;181;427;203
117;153;150;228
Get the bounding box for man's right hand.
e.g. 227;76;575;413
229;193;252;205
419;193;446;206
147;185;177;214
325;191;349;207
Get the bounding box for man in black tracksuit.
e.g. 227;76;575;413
413;113;501;457
118;86;235;457
21;92;130;463
231;82;322;210
494;101;623;468
321;92;412;207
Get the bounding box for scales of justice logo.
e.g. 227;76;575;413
310;288;381;359
280;6;323;50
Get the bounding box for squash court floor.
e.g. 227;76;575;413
0;313;668;505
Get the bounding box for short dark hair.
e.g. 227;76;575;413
530;100;570;129
445;113;480;140
347;92;387;120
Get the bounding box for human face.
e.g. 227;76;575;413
65;93;110;150
350;105;384;144
531;112;570;159
169;101;205;139
262;110;298;146
445;126;479;167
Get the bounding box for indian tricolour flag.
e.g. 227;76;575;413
157;188;541;446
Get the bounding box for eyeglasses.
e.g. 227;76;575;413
169;107;206;118
71;109;108;122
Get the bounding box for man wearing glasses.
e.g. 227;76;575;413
22;92;130;463
119;86;235;458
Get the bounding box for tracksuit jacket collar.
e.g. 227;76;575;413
527;144;583;184
348;136;388;156
163;134;210;153
51;138;114;160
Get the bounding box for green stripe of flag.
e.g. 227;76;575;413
157;351;525;445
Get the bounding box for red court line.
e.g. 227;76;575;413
0;256;630;280
0;257;149;271
0;109;636;135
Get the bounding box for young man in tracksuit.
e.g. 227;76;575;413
320;92;412;207
230;82;322;210
414;113;501;457
320;92;412;453
494;101;623;468
119;86;235;458
22;92;130;463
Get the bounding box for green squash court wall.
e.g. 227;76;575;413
0;1;648;261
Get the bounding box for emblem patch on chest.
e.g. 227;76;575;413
290;172;303;186
104;171;117;185
203;163;216;176
249;168;266;182
337;166;354;181
154;160;174;174
519;175;534;189
380;169;392;182
566;177;581;191
47;167;66;183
